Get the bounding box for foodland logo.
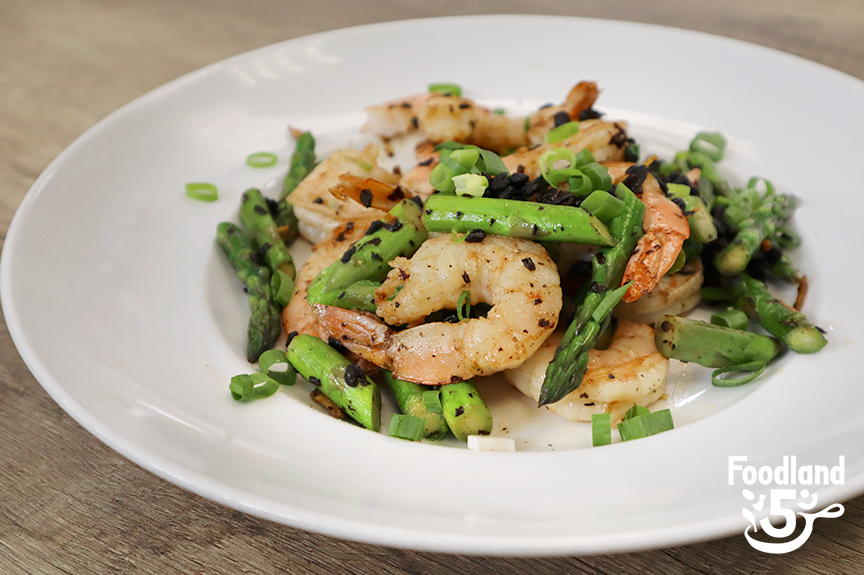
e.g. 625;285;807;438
729;456;845;553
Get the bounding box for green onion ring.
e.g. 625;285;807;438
258;350;297;386
185;182;218;202
229;372;280;401
246;152;278;168
710;309;749;331
388;414;425;441
711;361;767;387
689;132;726;162
545;121;580;143
457;290;471;321
428;83;462;97
423;390;444;414
591;413;612;447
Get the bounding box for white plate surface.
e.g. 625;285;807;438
3;15;864;555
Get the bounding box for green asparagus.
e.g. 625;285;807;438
307;198;427;307
714;192;798;275
240;188;297;304
215;222;282;362
281;131;315;199
439;381;493;441
381;371;449;440
539;183;645;406
732;274;827;354
273;131;315;244
654;315;781;367
286;334;381;431
330;280;380;313
422;194;614;245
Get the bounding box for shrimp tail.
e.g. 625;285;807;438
313;303;394;369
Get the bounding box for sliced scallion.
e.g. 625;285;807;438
270;272;293;307
747;176;775;196
452;173;488;198
710;309;749;331
578;162;612;191
450;148;480;171
429;163;456;193
572;148;596;167
689;132;726;162
617;409;674;441
428;83;462;97
457;290;472;321
624;405;650;420
185;182;218;202
591;413;612;446
258;349;296;386
545;121;580;143
423;390;443;414
229;372;279;402
666;183;691;199
580;190;625;221
388;413;425;441
567;173;594;196
538;148;577;185
712;361;767;387
245;152;278;168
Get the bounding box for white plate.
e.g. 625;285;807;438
3;15;864;556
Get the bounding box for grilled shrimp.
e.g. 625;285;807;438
604;162;690;303
505;320;669;423
364;82;600;154
282;216;379;339
314;235;562;384
501;120;630;178
614;259;704;325
289;144;398;244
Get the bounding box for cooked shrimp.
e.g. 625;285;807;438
615;259;703;325
364;82;600;154
289;145;398;244
473;81;601;151
283;216;378;339
505;320;669;423
396;141;439;197
364;93;432;139
314;235;562;384
501;120;630;178
603;162;690;303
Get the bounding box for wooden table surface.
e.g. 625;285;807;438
2;1;863;572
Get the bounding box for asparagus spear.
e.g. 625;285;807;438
714;192;798;275
307;198;427;306
439;381;493;441
539;183;645;406
240;188;297;305
380;371;449;440
423;194;614;246
215;222;282;362
286;334;381;431
273;131;315;243
732;274;827;354
331;280;380;313
281;131;315;200
654;315;781;367
271;199;299;245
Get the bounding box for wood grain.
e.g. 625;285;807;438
2;1;862;573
